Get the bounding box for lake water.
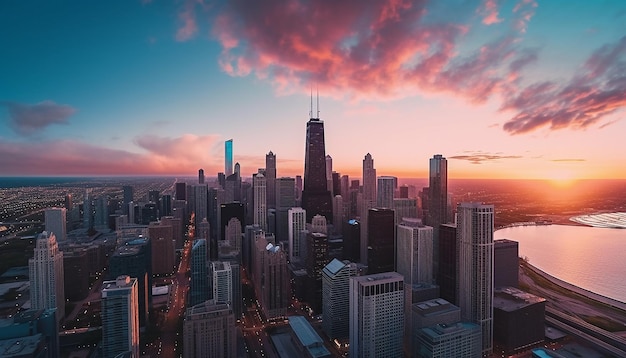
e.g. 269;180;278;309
495;224;626;303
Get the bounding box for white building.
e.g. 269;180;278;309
377;176;396;209
350;272;404;358
44;208;67;241
458;202;494;355
29;231;65;323
396;218;434;285
322;259;358;340
211;261;233;305
288;207;306;263
183;300;236;358
253;172;267;231
101;275;139;358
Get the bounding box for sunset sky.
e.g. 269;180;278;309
1;0;625;179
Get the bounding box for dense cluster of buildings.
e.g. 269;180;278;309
0;112;552;357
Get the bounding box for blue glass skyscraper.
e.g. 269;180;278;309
225;139;233;176
190;239;209;306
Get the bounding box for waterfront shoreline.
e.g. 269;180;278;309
523;261;626;309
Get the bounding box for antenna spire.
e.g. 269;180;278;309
310;86;313;119
316;85;320;119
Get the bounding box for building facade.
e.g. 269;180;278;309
101;276;139;358
29;231;65;323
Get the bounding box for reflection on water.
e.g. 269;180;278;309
495;224;626;303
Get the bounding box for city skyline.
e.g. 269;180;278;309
1;1;626;180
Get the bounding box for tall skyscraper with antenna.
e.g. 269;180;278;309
225;139;233;176
301;95;332;224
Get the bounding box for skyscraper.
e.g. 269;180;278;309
325;154;333;195
183;300;236;358
396;218;434;285
253;171;267;231
225;139;233;176
458;202;494;355
322;259;358;340
190;239;209;306
198;168;205;184
175;182;187;201
301;117;332;223
44;207;67;241
361;154;376;264
211;261;233;305
29;231;65;323
366;208;395;274
123;185;134;205
193;184;208;230
438;223;459;305
377;175;396;209
288;207;306;263
101;275;139;358
108;237;152;327
350;272;404;358
266;151;277;209
427;154;448;283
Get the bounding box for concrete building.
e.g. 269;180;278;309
415;322;481;358
410;298;461;356
183;300;236;358
393;198;418;225
494;239;519;288
253;171;268;231
458;203;494;355
288;207;306;263
349;272;404;358
211;261;233;305
44;207;67;242
253;237;290;319
29;231;65;324
396;218;434;285
322;259;358;340
377;176;396;209
101;276;139;358
493;287;545;353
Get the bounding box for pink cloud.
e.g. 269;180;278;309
0;134;226;176
502;36;626;134
478;0;503;25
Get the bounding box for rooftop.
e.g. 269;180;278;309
413;298;460;317
288;316;331;358
0;334;43;357
494;286;546;312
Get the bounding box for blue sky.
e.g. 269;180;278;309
1;0;625;179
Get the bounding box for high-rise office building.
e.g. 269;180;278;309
64;249;90;301
427;154;448;283
64;193;73;210
183;300;236;358
332;195;344;234
349;272;404;358
29;231;65;323
415;322;481;358
266;151;277;209
410;298;461;357
225;139;233;176
396;218;434;285
360;153;377;264
253;170;267;231
211;261;233;305
44;207;67;242
94;196;109;229
342;219;360;263
322;259;358;340
101;275;139;358
301;117;332;223
438;223;459;305
494;239;519;288
253;238;290;319
198;168;205;184
190;239;209;307
458;202;494;355
325;155;333;195
83;190;93;230
393;198;418;224
123;185;134;205
220;202;244;242
275;177;296;208
108;237;152;327
305;231;328;313
288;207;306;263
193;184;208;230
377;176;396;209
366;208;395;274
175;182;187;201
